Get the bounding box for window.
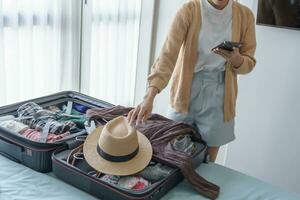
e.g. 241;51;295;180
0;0;154;106
80;0;142;106
0;0;81;106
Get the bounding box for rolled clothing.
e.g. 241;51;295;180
57;110;87;128
0;120;29;133
17;102;77;134
17;102;42;118
41;106;86;128
0;115;16;122
23;118;75;135
20;129;70;143
118;176;150;190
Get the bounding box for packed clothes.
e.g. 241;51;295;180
21;129;70;143
137;161;173;182
100;175;150;190
66;142;174;191
0;120;29;133
86;106;220;200
0;102;88;143
173;135;196;155
118;176;150;190
100;175;120;185
0;115;16;122
18;102;77;134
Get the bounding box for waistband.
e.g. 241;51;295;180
194;70;225;83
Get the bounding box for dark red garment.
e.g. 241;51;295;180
86;106;220;200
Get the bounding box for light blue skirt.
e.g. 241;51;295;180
167;70;235;147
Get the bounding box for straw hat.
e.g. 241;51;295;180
83;116;153;176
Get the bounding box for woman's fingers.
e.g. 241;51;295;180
128;106;140;125
136;107;146;125
212;48;224;58
213;48;232;59
218;48;232;57
142;111;150;124
128;98;154;126
127;109;134;123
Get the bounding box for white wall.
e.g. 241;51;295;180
225;0;300;194
150;0;300;194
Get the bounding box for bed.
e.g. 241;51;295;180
0;155;299;200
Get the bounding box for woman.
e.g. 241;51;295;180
128;0;256;162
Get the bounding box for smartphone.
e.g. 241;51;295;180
212;41;243;51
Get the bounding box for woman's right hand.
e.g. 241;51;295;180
128;87;158;125
128;98;153;125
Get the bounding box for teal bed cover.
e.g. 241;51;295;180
0;155;299;200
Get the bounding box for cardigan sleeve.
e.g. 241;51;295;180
232;10;257;75
147;2;192;93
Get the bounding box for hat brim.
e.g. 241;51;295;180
83;126;153;176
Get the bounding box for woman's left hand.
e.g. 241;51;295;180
213;48;244;68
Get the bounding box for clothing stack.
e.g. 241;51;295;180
0;102;87;143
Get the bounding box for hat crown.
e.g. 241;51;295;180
98;116;138;157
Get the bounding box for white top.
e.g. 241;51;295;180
194;0;233;72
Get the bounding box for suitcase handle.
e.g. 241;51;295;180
0;138;23;163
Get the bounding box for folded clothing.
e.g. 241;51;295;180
24;118;75;135
56;112;86;129
0;114;70;143
73;104;89;113
137;161;173;182
0;120;29;133
100;175;150;190
17;102;77;134
173;135;196;155
100;175;120;185
118;176;150;190
20;129;70;143
0;115;16;122
46;105;87;128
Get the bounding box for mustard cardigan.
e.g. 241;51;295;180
147;0;257;122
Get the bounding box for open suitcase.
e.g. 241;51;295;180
0;91;112;172
0;91;210;199
52;137;208;200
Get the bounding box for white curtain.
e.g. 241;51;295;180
83;0;141;106
0;0;81;106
